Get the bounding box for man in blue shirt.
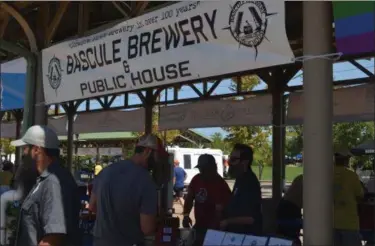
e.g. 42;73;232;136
89;134;167;246
173;160;186;206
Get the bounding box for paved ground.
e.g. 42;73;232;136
173;180;286;226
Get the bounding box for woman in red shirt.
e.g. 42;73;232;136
183;154;232;246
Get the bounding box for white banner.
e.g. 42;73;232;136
159;95;272;130
99;148;123;156
1;58;26;73
287;84;375;124
76;148;122;156
49;116;68;135
42;1;294;104
0;118;66;139
73;109;145;133
0;122;17;139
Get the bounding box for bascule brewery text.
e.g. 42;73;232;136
42;1;294;104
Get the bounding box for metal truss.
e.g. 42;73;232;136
46;59;374;116
1;56;374;121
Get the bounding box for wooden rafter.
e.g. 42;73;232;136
0;12;9;38
0;2;38;52
45;1;70;45
78;2;90;36
133;1;149;16
112;1;130;18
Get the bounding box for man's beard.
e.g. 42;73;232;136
14;155;38;200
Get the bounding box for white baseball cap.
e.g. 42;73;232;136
11;125;60;149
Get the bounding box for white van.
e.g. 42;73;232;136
167;146;224;185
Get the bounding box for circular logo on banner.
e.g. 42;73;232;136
46;56;63;94
224;1;277;59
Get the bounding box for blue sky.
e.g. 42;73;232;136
77;58;375;138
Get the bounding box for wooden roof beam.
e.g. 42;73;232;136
0;12;9;38
0;2;38;52
45;1;70;45
112;1;130;18
133;1;149;16
78;2;90;36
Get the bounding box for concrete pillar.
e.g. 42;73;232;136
303;1;333;245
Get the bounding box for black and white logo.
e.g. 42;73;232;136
46;56;63;95
224;1;277;59
195;188;207;203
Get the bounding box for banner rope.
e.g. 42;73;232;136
292;52;343;62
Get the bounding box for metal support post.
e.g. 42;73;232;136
271;83;284;202
14;111;23;170
303;1;333;245
23;54;36;133
34;52;47;125
281;96;287;188
66;104;75;173
144;89;154;134
261;68;297;203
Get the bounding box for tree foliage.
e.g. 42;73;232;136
210;132;231;154
332;122;374;151
285;125;303;157
223;75;272;165
231;75;263;93
285;122;374;160
0;138;15;155
132;109;181;144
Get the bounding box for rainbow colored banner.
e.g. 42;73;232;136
333;1;375;55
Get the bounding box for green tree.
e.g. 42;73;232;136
210;132;231;154
223;75;272;165
132;110;181;144
333;122;374;151
0;138;15;155
231;75;262;94
285;125;303;157
285;122;374;164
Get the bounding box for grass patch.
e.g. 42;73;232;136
251;165;303;182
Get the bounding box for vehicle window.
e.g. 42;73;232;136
184;154;192;169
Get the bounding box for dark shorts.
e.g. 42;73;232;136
93;237;142;246
334;229;362;246
174;187;184;198
192;226;207;246
276;199;302;241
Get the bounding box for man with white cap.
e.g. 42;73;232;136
89;133;168;246
11;125;80;246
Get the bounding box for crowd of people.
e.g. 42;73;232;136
1;124;373;246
